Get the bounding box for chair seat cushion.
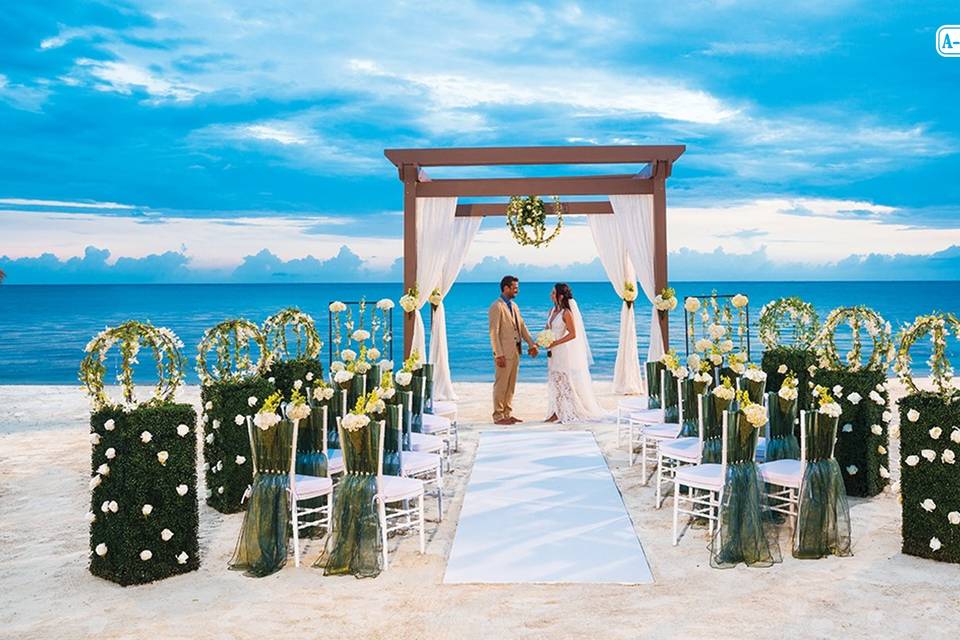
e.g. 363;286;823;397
410;432;444;453
627;408;664;423
401;450;441;476
420;413;452;434
293;474;333;498
327;449;345;474
432;400;458;419
660;437;700;461
378;475;424;502
618;397;649;412
758;458;802;488
675;463;724;491
644;423;682;439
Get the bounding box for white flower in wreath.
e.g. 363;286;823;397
707;324;726;340
368;348;381;361
177;551;189;565
142;504;153;516
948;511;960;525
869;390;884;405
929;427;943;439
731;294;749;308
205;401;213;411
104;419;115;431
930;537;942;551
376;298;395;311
943;449;956;464
157;451;169;465
161;529;174;542
95;543;108;557
177;424;190;437
921;449;936;462
777;364;788;374
907;409;920;423
140;549;153;561
268;377;275;384
176;484;189;496
846;392;862;405
845;465;858;475
105;447;116;459
832;385;843;395
89;475;102;489
235;455;247;465
334;369;354;384
205;433;215;444
694;338;713;353
90;433;101;445
140;431;152;443
341;349;357;362
871;424;883;435
953;428;960;444
218;486;224;494
247;396;258;407
108;500;118;513
234;414;245;426
352;329;371;342
879;466;890;479
305;371;315;382
97;463;110;476
395;371;413;387
905;455;920;466
921;498;937;512
684;297;700;313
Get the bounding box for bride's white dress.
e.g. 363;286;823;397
545;301;607;423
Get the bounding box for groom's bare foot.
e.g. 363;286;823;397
494;418;512;425
509;417;523;423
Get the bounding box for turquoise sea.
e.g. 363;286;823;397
1;281;958;385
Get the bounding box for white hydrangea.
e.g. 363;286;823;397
161;529;174;542
341;413;371;432
104;419;115;431
140;549;153;561
140;431;152;443
907;409;920;423
176;484;188;496
142;504;153;516
921;498;937;512
287;402;310;421
176;424;190;437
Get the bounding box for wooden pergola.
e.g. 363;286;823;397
384;145;686;357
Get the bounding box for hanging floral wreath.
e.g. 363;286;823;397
195;318;270;386
758;297;820;350
262;307;322;361
79;321;186;410
812;306;894;372
506;195;563;248
894;312;960;396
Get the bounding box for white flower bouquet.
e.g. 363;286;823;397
536;329;555;348
399;291;417;313
653;286;677;311
429;287;443;307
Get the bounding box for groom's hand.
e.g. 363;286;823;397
495;355;506;368
528;345;539;357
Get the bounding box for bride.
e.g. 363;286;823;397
544;283;607;423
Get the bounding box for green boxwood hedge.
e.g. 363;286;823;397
200;376;275;514
761;346;817;410
266;356;324;400
899;392;960;564
812;368;890;497
88;403;199;586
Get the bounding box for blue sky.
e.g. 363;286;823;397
1;1;959;283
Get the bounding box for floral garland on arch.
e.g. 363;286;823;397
758;297;820;350
374;298;394;352
263;307;322;361
506;195;563;248
195;319;270;386
894;312;960;396
79;321;186;410
812;306;894;372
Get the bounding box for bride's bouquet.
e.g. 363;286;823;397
536;329;555;349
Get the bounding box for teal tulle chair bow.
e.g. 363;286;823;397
679;379;699;438
764;391;800;462
645;361;664;409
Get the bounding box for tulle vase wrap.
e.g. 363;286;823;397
399;390;413;450
229;419;295;578
709;411;783;569
422;364;435;414
662;373;680;424
701;394;731;464
316;420;383;578
328;389;348;450
645;361;664;409
744;378;766;405
765;392;800;462
383;406;402;476
411;373;425;433
679;380;699;437
296;405;329;537
793;412;852;559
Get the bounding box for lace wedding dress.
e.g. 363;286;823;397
545;300;608;424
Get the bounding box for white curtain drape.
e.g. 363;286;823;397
610;194;664;362
429;216;481;401
587;215;644;394
412;197;458;362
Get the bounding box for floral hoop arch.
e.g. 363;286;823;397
506;195;563;248
813;306;894;372
79;321;185;410
263;307;322;361
195;318;270;386
894;312;960;396
758;297;820;350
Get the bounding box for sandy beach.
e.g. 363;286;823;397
2;379;957;640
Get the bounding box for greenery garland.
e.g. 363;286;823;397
79;321;186;410
813;306;894;372
506;195;563;248
195;319;270;386
758;297;820;350
894;312;960;396
262;307;322;361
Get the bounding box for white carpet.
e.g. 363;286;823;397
444;430;653;584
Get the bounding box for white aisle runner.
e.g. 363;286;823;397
444;430;653;584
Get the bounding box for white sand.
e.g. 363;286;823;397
1;379;957;639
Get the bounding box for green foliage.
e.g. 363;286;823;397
761;347;818;410
899;392;960;564
266;357;324;400
201;377;275;514
812;368;889;498
88;403;199;586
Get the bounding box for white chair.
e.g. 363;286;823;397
415;376;455;464
403;387;449;469
315;391;345;478
246;414;333;568
431;399;460;451
655;388;705;509
336;417;426;570
631;370;682;480
671;409;732;546
388;405;443;522
757;409;811;529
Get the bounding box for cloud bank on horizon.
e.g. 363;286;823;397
1;1;958;283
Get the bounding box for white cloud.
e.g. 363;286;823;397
0;198;136;210
73;58;202;102
240;124;308;146
0;73;51;112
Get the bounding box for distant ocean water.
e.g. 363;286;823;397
1;281;958;385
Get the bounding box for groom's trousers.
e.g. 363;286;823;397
492;353;520;421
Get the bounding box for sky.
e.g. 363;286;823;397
1;1;959;283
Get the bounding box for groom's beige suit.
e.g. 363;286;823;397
488;297;535;422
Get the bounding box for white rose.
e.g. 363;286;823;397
879;466;890;478
341;349;357;362
889;423;901;438
379;359;394;371
90;433;101;445
104;419;115;431
832;385;843;395
953;428;960;444
352;329;370;342
234;414;245;426
217;486;224;494
684;297;700;313
177;424;190;437
287;403;310;421
161;529;174;542
294;379;303;390
731;293;748;308
395;371;413;386
694;338;713;353
140;549;153;561
97;463;110;476
777;364;788;374
86;511;96;523
205;401;213;410
334;370;354;384
930;537;942;551
948;512;960;525
842;423;853;433
306;371;314;382
709;353;723;366
321;387;334;401
157;451;169;465
268;377;275;384
205;433;215;444
89;475;102;489
921;449;936;462
871;424;883;435
869;390;884;405
109;501;118;513
368;348;381;361
943;449;956;464
253;412;280;430
845;465;858;475
100;500;110;513
878;445;887;455
142;504;153;516
819;402;842;418
719;339;734;353
331;361;345;372
930;427;943;439
248;396;258;407
707;324;726;340
846;392;862;405
104;447;116;460
905;455;919;466
341;413;372;432
921;498;937;512
907;409;920;423
235;455;247;465
176;484;188;496
95;543;108;557
376;298;395;310
177;551;189;565
140;431;152;443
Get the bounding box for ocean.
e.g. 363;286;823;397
1;281;958;385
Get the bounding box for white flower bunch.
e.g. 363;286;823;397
712;384;735;401
356;361;372;374
777;364;788;374
687;353;701;371
329;301;347;313
428;288;443;306
379;359;394;371
341;349;357;362
395;371;413;387
623;282;638;303
368;348;381;361
381;386;396;400
743;403;767;428
743;366;767;382
399;293;417;313
376;298;394;311
819;402;842;418
176;424;190;437
330;361;345;372
287;402;310;422
352;329;370;342
536;329;555;348
253;412;280;431
695;338;713;353
718;339;734;353
707;324;726;340
341;413;371;432
318;386;335;401
693;371;713;385
731;293;749;308
684;297;700;313
334;369;355;385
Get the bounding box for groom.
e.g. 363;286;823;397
488;275;538;425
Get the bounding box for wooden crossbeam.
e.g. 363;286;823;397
455;201;613;217
385;145;685;167
416;175;653;198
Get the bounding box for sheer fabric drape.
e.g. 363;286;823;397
411;197;458;361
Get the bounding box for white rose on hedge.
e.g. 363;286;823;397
97;463;110;476
140;549;153;561
943;450;956;464
905;455;919;466
846;392;862;405
248;396;258;407
176;484;189;496
105;447;116;459
882;411;892;423
156;451;169;465
777;364;788;374
948;511;960;525
832;385;843;395
889;423;900;438
907;409;920;422
305;371;314;382
930;427;943;439
176;424;190;437
205;401;213;410
871;424;883;435
845;465;858;475
177;551;189;565
90;433;101;445
140;431;152;443
89;475;101;489
86;511;97;523
952;428;960;443
869;390;884;405
930;537;942;551
142;504;153;516
879;466;890;478
161;529;174;542
217;486;224;494
294;379;303;390
268;377;275;384
234;414;245;426
842;423;853;433
921;449;936;462
108;500;118;513
878;445;887;455
206;433;215;444
236;455;247;465
95;543;108;556
921;498;937;512
104;419;115;431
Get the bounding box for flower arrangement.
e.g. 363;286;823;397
195;319;270;386
253;391;283;430
743;363;767;383
286;388;311;422
894;312;960;397
712;376;736;401
653;286;677;311
778;372;799;402
737;390;768;428
341;389;383;431
400;286;418;313
813;385;842;418
429;287;443;308
623;282;637;308
813;306;894;372
536;329;555;349
728;352;747;375
758;297;820;350
684;296;701;314
505;195;563;248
